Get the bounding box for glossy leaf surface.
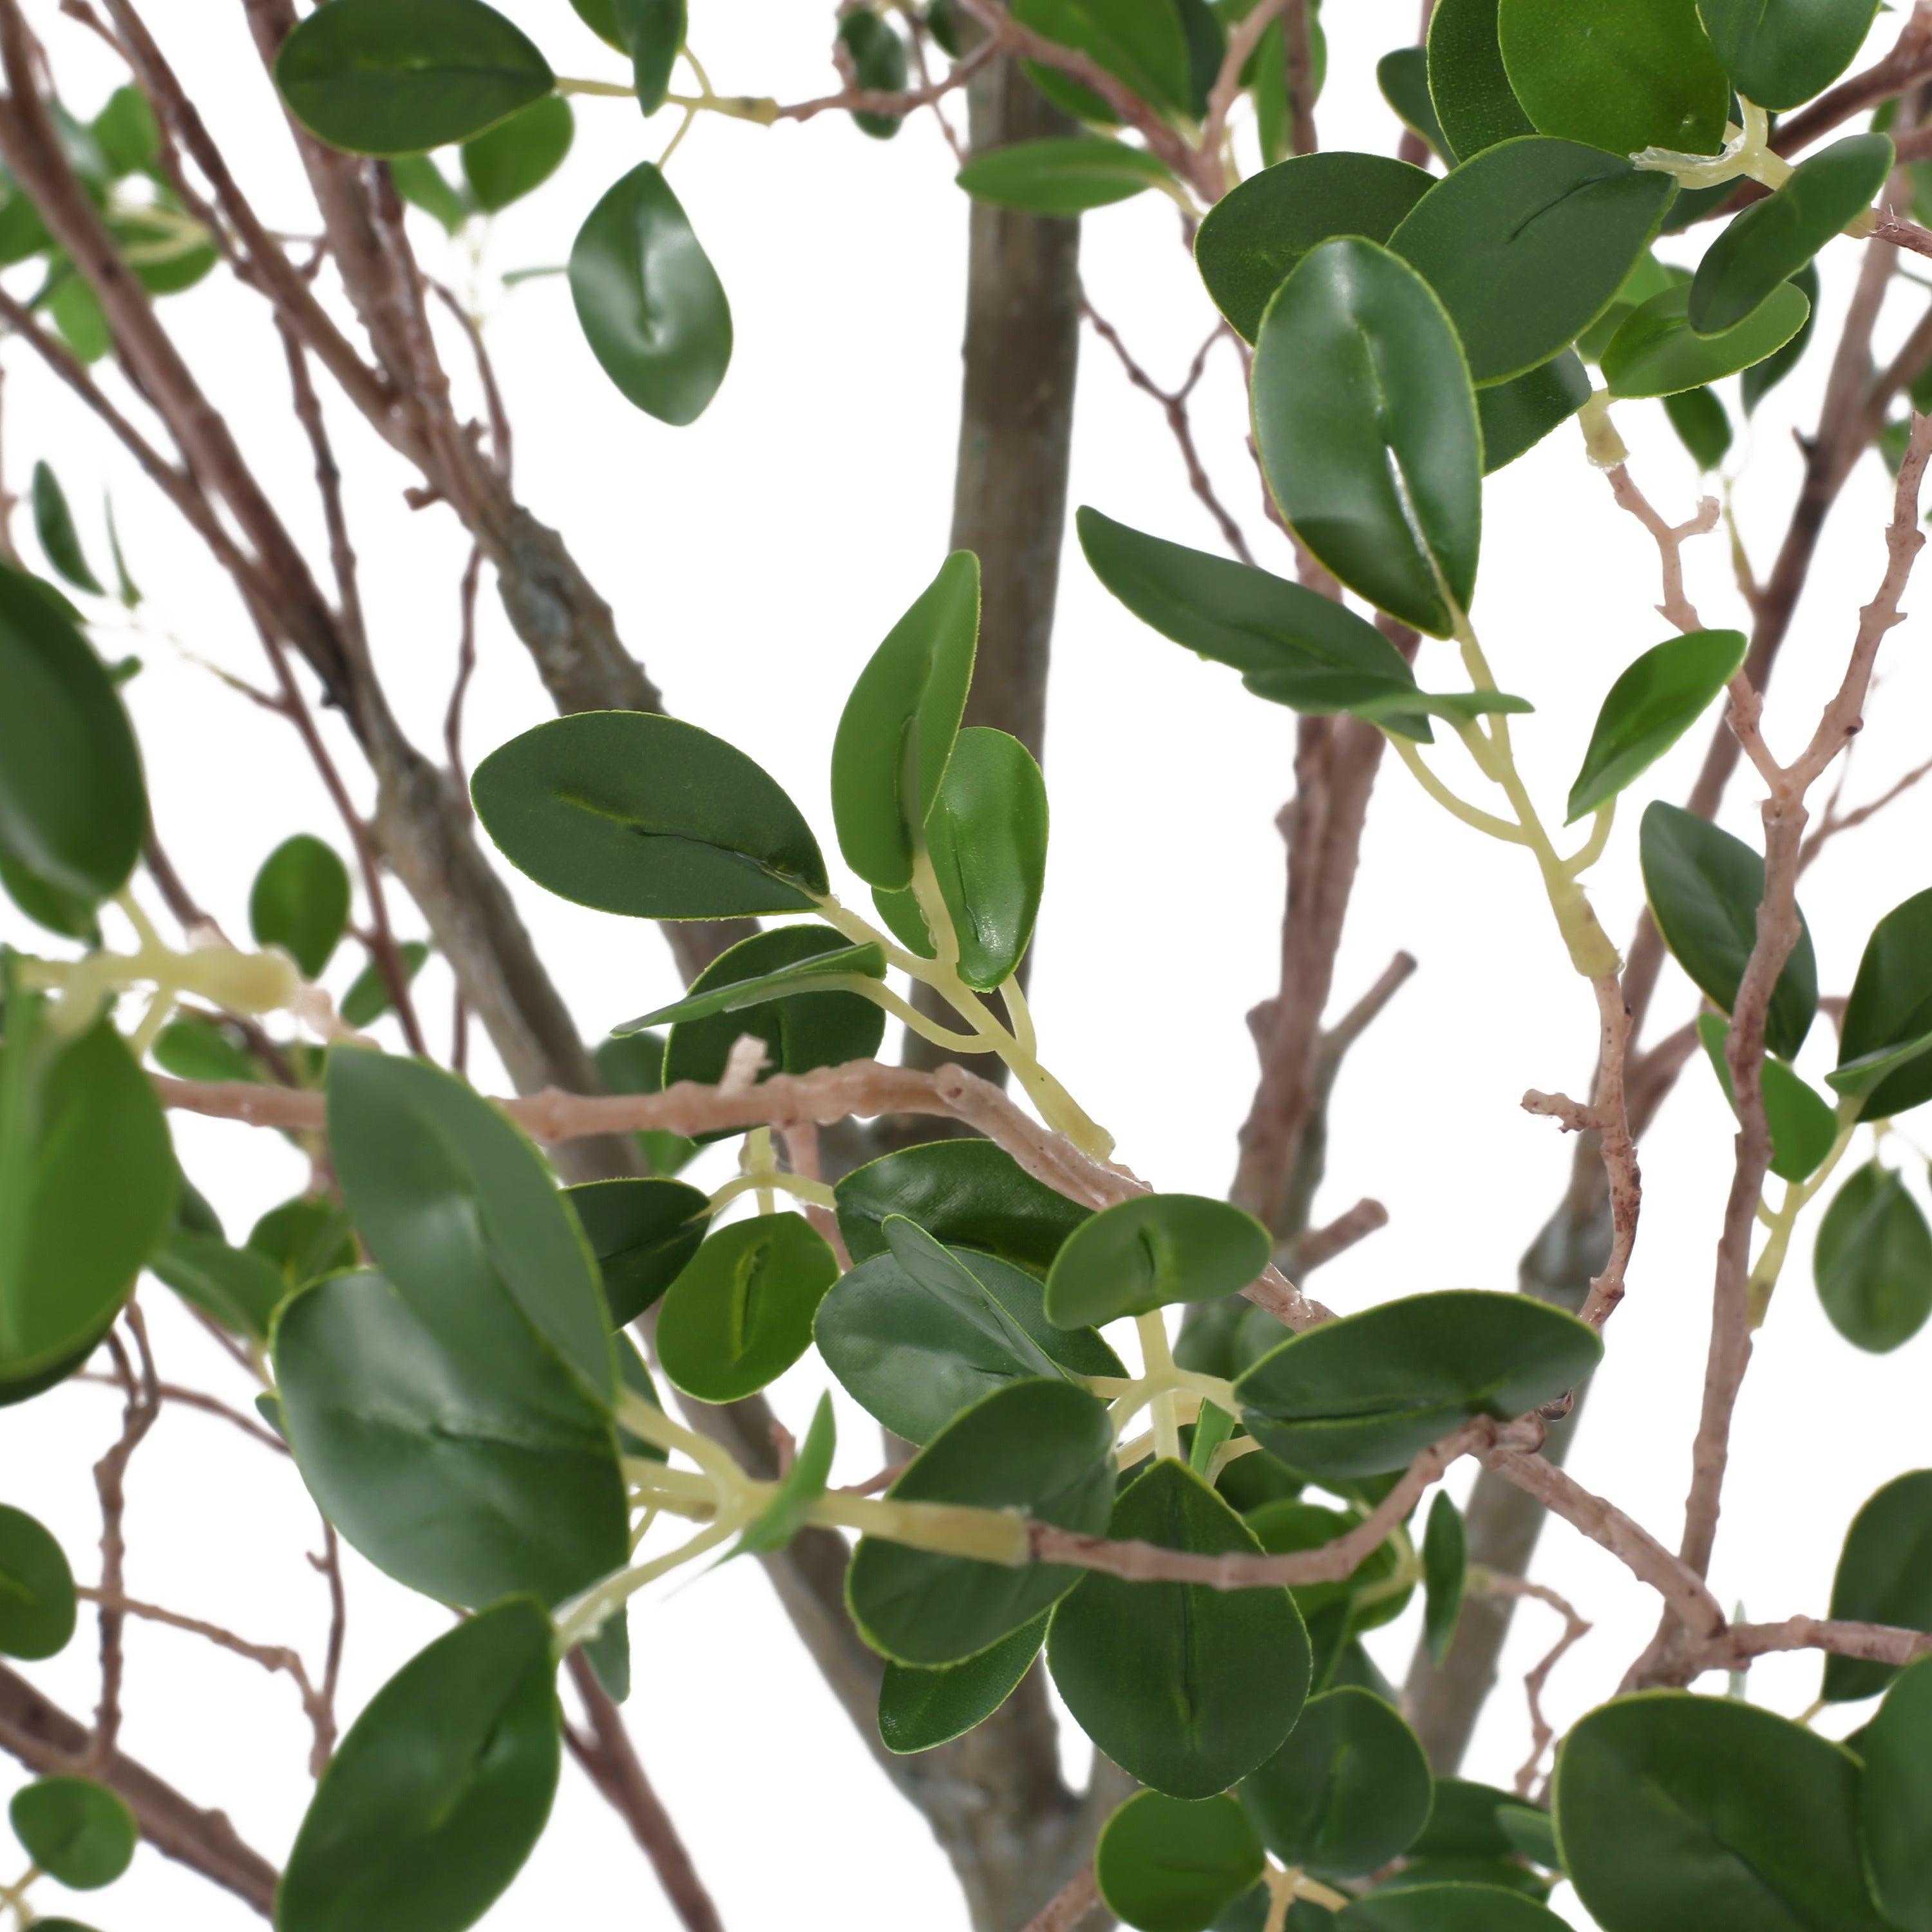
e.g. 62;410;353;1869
8;1777;135;1889
279;1598;559;1932
1096;1790;1264;1932
563;1177;709;1327
877;1615;1045;1755
1839;887;1932;1117
1813;1162;1932;1352
1049;1460;1311;1797
460;93;573;211
616;0;686;114
1699;0;1879;108
656;1213;838;1402
0;1504;75;1660
1045;1193;1271;1328
472;712;824;918
956;135;1173;213
1253;238;1480;638
249;833;350;978
1825;1470;1932;1702
1427;0;1535;160
1236;1291;1602;1478
1695;1014;1839;1184
1860;1653;1932;1929
1477;352;1591;473
1603;281;1811;398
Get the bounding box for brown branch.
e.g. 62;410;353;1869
1605;468;1720;634
86;1310;159;1773
73;1372;290;1455
1278;1195;1387;1274
774;32;1003;124
1799;747;1932;869
1694;1616;1932;1673
1019;1863;1100;1932
1468;1571;1591;1797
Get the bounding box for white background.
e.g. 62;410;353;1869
3;0;1931;1926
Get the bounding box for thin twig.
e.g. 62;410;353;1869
1605;466;1720;634
1469;1571;1591;1797
74;1372;289;1455
1019;1863;1100;1932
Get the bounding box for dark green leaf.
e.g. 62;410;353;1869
736;1390;836;1555
1497;1804;1561;1870
276;1269;627;1607
8;1777;135;1889
30;462;102;596
91;85;158;176
1389;138;1678;387
582;1606;629;1703
0;1503;75;1660
1478;352;1592;473
1050;1459;1310;1797
151;1012;260;1084
840;10;909;137
248;1197;358;1293
569;162;732;425
0;1006;174;1394
1604;279;1812;397
1410;1777;1533;1859
460;94;573;211
1692;135;1891;336
1235;1290;1602;1479
1021;60;1122;126
471;712;824;918
569;0;626;48
279;1598;559;1932
1379;47;1450;162
1253;238;1481;638
390;155;466;232
1239;1687;1432;1876
1097;1790;1265;1932
1338;1886;1567;1931
0;853;100;945
1861;1652;1932;1929
878;1615;1046;1754
1428;0;1535;160
1839;887;1932;1117
1554;1691;1887;1930
958;135;1175;213
1814;1161;1932;1352
848;1377;1115;1665
817;1222;1122;1443
1497;0;1729;156
614;0;685;115
1694;1013;1839;1184
1742;260;1819;412
1566;629;1746;822
613;1332;667;1464
329;1048;614;1405
1638;801;1818;1057
656;1213;838;1402
593;1030;697;1178
1826;1470;1932;1703
1194;153;1432;343
1045;1193;1272;1328
149;1228;287;1341
564;1177;709;1326
273;0;555;156
1423;1491;1467;1665
1009;0;1194;115
0;560;146;911
249;833;351;978
1248;1498;1409;1634
340;939;430;1030
835;1137;1093;1274
1699;0;1879;109
831;551;980;892
1664;385;1733;470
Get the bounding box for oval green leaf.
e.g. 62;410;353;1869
249;1196;358;1293
341;938;430;1029
460;93;573;212
1603;279;1811;397
1045;1193;1273;1329
1824;1469;1932;1703
563;1177;710;1327
0;1504;76;1660
1423;1491;1468;1665
1338;1886;1568;1931
840;10;909;137
735;1389;836;1557
1428;0;1535;160
249;833;351;978
1249;1498;1410;1635
1814;1161;1932;1353
1096;1790;1265;1932
1694;1013;1839;1184
1009;0;1194;115
1839;886;1932;1117
959;135;1175;214
615;0;686;115
1664;384;1734;470
878;1613;1046;1755
1698;0;1880;110
1743;260;1819;412
30;462;102;596
1478;352;1592;473
8;1777;135;1889
594;1030;697;1179
1380;46;1452;163
1861;1651;1932;1929
149;1227;289;1342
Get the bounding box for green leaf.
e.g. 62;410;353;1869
655;1213;838;1403
249;833;351;979
276;1269;627;1607
816;1221;1123;1444
1193;153;1433;343
1478;352;1592;473
0;854;100;945
1694;1013;1840;1184
47;273;110;364
1379;46;1451;162
1861;1653;1932;1929
569;0;625;47
1235;1290;1602;1479
1603;279;1811;397
1189;1399;1236;1478
1239;1687;1432;1877
848;1377;1115;1665
30;462;102;596
1826;1470;1932;1702
460;94;573;211
563;1177;709;1327
1692;135;1891;337
1742;260;1819;412
1566;629;1746;822
1050;1459;1311;1797
1553;1691;1888;1931
1664;385;1733;471
1496;1805;1561;1870
248;1196;358;1293
1338;1886;1568;1931
958;135;1175;213
390;155;466;233
1253;238;1481;639
1698;0;1879;109
1248;1498;1410;1635
1839;887;1932;1117
734;1389;836;1556
329;1048;614;1405
279;1598;559;1932
151;1012;260;1084
592;1030;697;1178
272;0;555;156
148;1228;288;1341
1427;0;1535;160
91;84;158;176
582;1606;629;1704
878;1614;1046;1755
1097;1790;1265;1932
1045;1193;1272;1329
614;0;686;115
873;727;1050;990
840;10;909;137
1577;248;1683;361
0;1503;75;1660
8;1777;135;1889
835;1137;1093;1274
1498;0;1730;156
569;162;732;425
1388;137;1678;388
1813;1161;1932;1352
0;561;147;913
1408;1777;1531;1859
1638;801;1818;1058
1009;0;1195;115
471;712;824;918
1075;507;1431;735
831;551;980;892
340;939;430;1029
0;1006;174;1395
1423;1491;1467;1665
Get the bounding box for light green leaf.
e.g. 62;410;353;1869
1603;281;1812;398
1694;1013;1839;1184
249;833;351;978
8;1778;134;1890
0;1504;75;1661
1813;1160;1932;1353
735;1390;836;1555
957;136;1175;214
1096;1790;1265;1932
1044;1193;1272;1328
